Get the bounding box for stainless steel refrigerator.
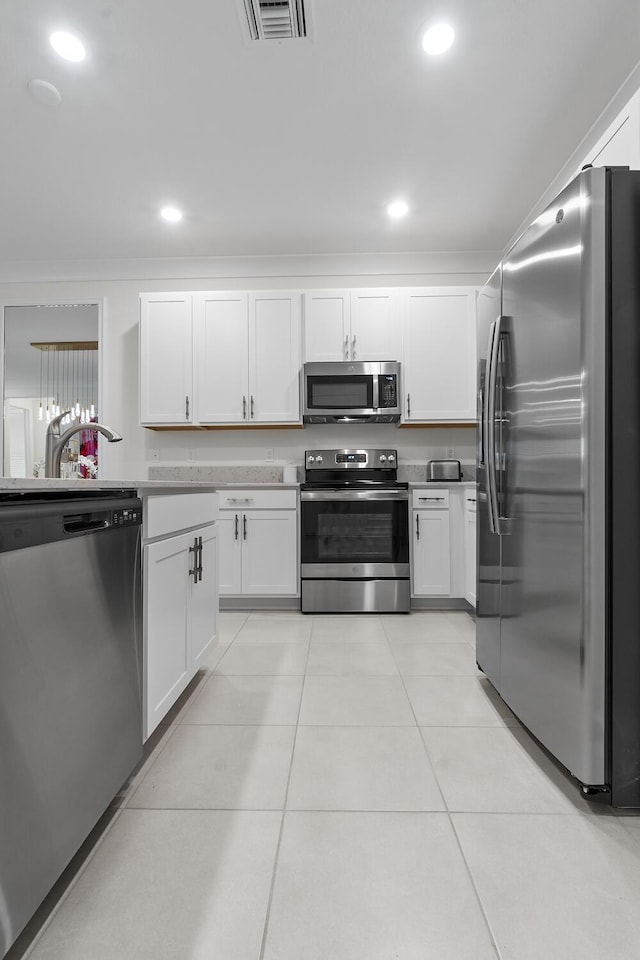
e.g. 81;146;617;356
477;165;640;808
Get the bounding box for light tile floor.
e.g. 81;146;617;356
12;611;640;960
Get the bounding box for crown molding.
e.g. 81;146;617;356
0;250;500;286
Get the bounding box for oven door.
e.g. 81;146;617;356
301;490;409;578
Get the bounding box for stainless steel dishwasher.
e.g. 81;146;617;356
0;489;143;957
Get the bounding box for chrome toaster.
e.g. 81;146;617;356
426;459;462;481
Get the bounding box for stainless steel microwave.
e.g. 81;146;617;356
303;361;401;423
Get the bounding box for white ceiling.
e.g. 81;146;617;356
2;0;640;266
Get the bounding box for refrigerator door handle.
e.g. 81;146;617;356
485;316;502;534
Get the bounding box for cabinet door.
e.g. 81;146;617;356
194;292;250;424
144;533;191;737
249;293;301;423
217;514;243;595
403;288;476;422
465;501;477;607
350;289;402;361
412;510;451;596
241;511;298;595
190;525;219;668
140;294;194;424
581;94;640;170
303;291;350;362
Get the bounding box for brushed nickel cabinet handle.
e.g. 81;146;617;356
416;514;420;540
185;395;190;420
407;393;411;418
234;514;239;540
243;514;247;540
242;395;247;419
188;540;198;583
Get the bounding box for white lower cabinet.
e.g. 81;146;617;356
410;486;476;603
218;489;298;597
412;490;451;596
143;493;218;739
464;491;477;607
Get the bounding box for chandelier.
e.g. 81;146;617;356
32;340;98;425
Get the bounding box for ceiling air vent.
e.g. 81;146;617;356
242;0;308;40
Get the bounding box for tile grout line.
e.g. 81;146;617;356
447;815;505;960
381;617;449;813
383;615;504;959
257;617;314;960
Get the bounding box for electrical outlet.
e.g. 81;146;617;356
265;448;274;462
446;447;455;459
149;448;159;461
187;449;196;461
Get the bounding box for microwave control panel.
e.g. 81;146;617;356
378;375;398;408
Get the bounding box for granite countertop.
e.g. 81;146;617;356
0;478;218;492
0;478;300;493
408;480;476;488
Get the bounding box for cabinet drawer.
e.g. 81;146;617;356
412;489;450;510
218;489;297;511
144;492;218;539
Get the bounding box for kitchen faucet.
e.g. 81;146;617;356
45;411;122;478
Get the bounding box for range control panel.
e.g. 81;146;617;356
305;449;398;469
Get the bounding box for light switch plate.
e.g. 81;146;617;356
446;447;455;458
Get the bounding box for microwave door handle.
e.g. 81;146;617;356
485;317;502;535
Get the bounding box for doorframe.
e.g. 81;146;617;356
0;297;104;478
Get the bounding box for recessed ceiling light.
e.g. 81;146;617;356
421;23;455;56
160;206;183;223
27;79;62;106
387;200;409;219
50;31;86;62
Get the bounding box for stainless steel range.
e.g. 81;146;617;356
300;448;410;613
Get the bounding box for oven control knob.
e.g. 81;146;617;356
387;454;396;462
307;455;315;463
379;454;387;462
315;455;323;463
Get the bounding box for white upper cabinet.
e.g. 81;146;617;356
140;293;194;424
141;291;301;426
140;285;477;427
194;292;249;423
578;91;640;172
350;289;402;361
249;293;301;423
402;287;477;423
303;289;401;363
303;291;350;362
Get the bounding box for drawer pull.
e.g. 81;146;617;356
418;496;446;501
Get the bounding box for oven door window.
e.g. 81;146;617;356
301;500;409;563
306;375;373;410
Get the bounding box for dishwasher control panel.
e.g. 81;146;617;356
112;507;142;527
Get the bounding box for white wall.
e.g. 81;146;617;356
0;252;489;480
